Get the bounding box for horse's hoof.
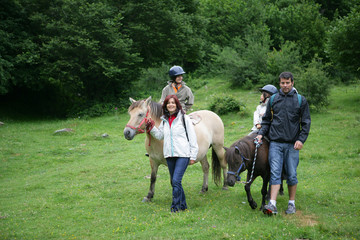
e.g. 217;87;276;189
250;202;257;209
142;197;151;202
222;186;229;190
199;187;208;194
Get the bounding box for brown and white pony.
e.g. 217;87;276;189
123;96;228;202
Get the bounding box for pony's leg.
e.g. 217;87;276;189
212;145;228;190
279;182;284;195
199;156;209;193
280;166;286;195
142;158;159;202
245;175;258;209
260;175;270;211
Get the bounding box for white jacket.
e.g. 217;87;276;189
251;98;269;131
150;111;198;160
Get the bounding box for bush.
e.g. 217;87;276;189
326;5;360;79
209;95;246;115
202;25;272;89
296;58;330;110
137;63;170;91
259;41;302;87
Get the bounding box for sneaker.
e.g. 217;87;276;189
285;203;296;214
263;203;278;216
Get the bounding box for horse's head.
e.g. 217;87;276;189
224;142;250;186
123;96;152;140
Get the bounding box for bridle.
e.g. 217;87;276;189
125;110;150;134
227;145;249;182
227;138;262;184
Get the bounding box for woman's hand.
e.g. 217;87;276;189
189;160;196;165
146;118;155;133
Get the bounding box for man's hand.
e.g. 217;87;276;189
256;135;263;143
294;140;303;150
189;160;196;165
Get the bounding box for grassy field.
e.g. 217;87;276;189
0;80;359;239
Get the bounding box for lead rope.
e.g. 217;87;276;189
241;138;262;184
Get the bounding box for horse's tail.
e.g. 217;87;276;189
211;147;221;186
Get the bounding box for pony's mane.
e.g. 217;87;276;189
128;99;163;119
230;135;255;160
149;101;163;119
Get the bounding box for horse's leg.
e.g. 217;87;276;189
266;184;271;201
260;174;270;211
199;156;209;193
142;158;159;202
245;174;258;209
279;182;284;195
212;145;228;190
280;166;285;195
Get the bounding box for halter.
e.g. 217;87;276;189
126;110;150;134
227;146;249;182
227;138;262;184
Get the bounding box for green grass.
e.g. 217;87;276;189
0;80;359;239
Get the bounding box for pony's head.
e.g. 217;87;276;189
123;96;162;140
224;139;253;186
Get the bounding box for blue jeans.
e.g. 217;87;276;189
268;141;299;186
166;157;189;212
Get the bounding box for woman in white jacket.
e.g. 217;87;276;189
147;95;198;213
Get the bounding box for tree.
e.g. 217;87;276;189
315;0;357;20
1;0;142;116
0;0;31;95
265;0;328;62
119;0;207;71
326;5;360;78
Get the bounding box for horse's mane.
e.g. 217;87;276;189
149;101;163;119
231;135;256;161
128;99;163;119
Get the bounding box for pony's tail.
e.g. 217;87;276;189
211;148;221;186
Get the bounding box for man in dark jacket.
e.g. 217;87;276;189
256;72;311;216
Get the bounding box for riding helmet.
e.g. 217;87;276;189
169;66;186;77
259;84;278;95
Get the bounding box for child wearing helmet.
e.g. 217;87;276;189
249;84;278;135
160;66;194;113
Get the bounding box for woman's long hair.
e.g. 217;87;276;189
162;95;185;118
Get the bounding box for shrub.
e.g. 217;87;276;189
209;95;246;115
296;58;330;110
260;41;302;87
326;5;360;79
136;63;170;92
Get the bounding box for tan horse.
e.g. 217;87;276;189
123;96;228;202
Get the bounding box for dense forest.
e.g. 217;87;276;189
0;0;359;117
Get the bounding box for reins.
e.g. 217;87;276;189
227;138;262;184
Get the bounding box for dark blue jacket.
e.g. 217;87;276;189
258;88;311;144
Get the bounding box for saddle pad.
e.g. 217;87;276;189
189;113;202;125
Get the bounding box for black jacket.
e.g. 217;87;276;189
258;89;311;144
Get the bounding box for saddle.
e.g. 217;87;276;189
188;113;202;125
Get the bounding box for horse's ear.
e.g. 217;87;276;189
234;146;240;154
223;146;228;151
129;97;137;103
145;96;152;106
